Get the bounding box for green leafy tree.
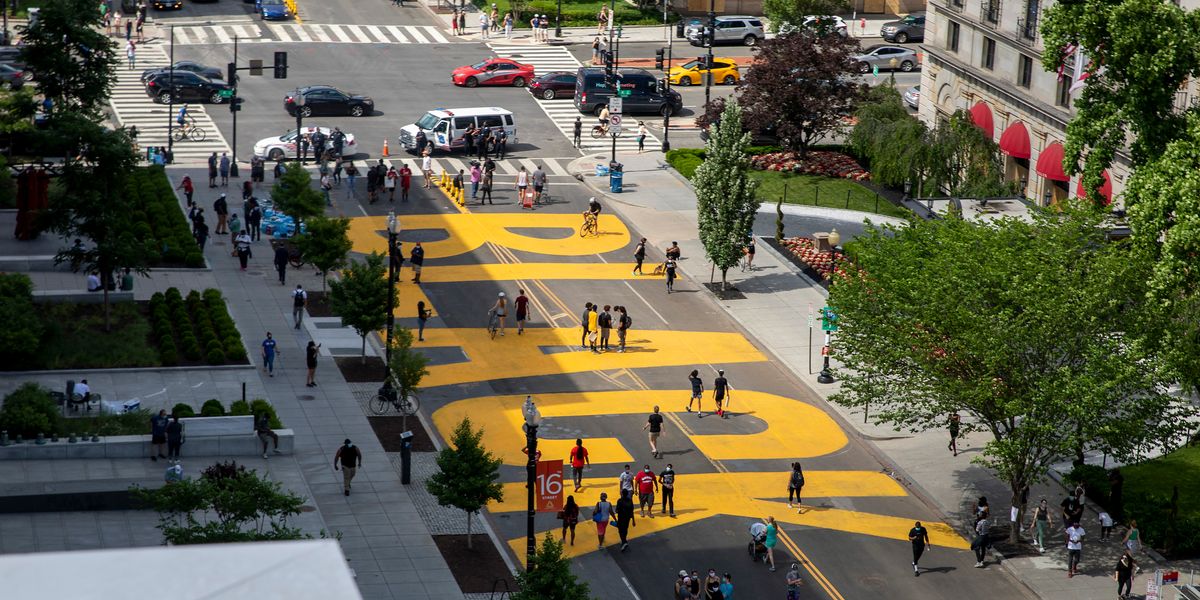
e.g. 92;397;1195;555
0;383;60;438
763;0;851;33
293;216;352;291
38;116;151;330
16;0;118;118
828;210;1191;543
849;85;927;189
923;111;1010;198
511;536;593;600
388;326;429;398
270;162;325;232
694;99;759;290
426;417;503;550
0;274;43;364
328;252;393;362
0;88;36;158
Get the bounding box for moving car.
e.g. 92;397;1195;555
256;0;291;20
152;0;183;9
668;58;739;86
144;71;233;104
452;58;535;88
779;15;847;37
574;67;682;117
903;85;920;110
881;13;925;43
398;107;517;153
0;63;24;90
686;15;765;47
284;85;374;117
528;71;576;100
853;45;919;73
253;127;358;160
142;61;225;84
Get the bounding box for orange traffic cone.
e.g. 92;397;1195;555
382;139;390;157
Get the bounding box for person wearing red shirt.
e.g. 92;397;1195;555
635;465;658;518
515;289;530;334
569;438;589;492
176;175;194;207
399;164;412;202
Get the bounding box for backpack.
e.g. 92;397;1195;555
790;468;805;488
622;314;632;329
293;290;306;308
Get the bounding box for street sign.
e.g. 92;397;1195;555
618;89;632;97
821;307;839;332
608;97;622;114
807;303;814;328
609;114;623;134
535;460;563;513
218;89;234;98
872;64;879;78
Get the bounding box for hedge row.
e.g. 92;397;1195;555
149;287;248;366
125;167;205;268
171;398;282;428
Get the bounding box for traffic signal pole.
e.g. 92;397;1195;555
230;35;239;178
705;0;715;113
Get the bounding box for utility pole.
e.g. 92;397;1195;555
229;35;239;178
660;40;673;152
705;0;715;113
167;26;174;158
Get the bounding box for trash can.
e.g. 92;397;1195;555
609;161;624;193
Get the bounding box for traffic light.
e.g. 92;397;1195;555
655;48;665;71
273;51;288;79
656;78;666;93
229;96;243;113
603;50;614;79
702;26;713;48
227;62;236;85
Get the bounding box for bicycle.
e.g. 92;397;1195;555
270;239;306;268
369;378;420;416
487;308;500;339
172;123;206;142
590;123;609;139
579;212;599;238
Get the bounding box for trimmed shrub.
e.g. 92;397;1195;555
160;342;179;366
228;399;251;416
200;399;225;417
665;148;706;180
0;383;60;438
250;399;283;429
184;253;205;268
205;348;226;365
171;403;195;418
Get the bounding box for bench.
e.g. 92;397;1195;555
0;429;294;460
32;290;135;304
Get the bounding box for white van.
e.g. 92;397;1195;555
398;107;518;154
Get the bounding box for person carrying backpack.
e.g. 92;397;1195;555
292;284;307;329
788;462;806;511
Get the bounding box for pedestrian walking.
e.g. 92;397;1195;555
618;464;634;496
334;439;363;496
516;166;529;205
587;303;599;352
422;150;434;188
615;489;636;550
262;331;278;376
948;412;961;455
292;285;307;328
416;300;431;341
514;289;529;334
616;305;630;352
644;406;664;459
1099;510;1114;541
321;171;333;206
345;162;359;198
234;231;252;270
247;201;262;241
635;464;657;518
213;193;229;234
1114;550;1136;599
228;213;242;245
703;570;723;600
1121;520;1142;562
490;4;499;31
592;492;613;549
177;175;194;207
1061;493;1082;526
1028;498;1053;552
399;164;412;201
490;291;507;335
532;164;547;204
256;412;281;459
787;462;805;510
598;304;612;350
305;341;320;387
166;414;184;460
972;515;991;567
574;116;583;147
208;152;219;187
559;495;580;545
452;169;464;198
712;370;731;418
637;121;647;152
219;152;230;186
909;520;930;576
579;302;593;349
410;242;425;283
125;39;135;69
274;244;289;285
479;12;489;38
763;516;778;571
686;369;705;414
568;438;590;491
450;9;459;35
633;237;647;275
660;463;676;516
665;257;677;292
150;409;168;461
591;36;601;64
194;220;209;251
480;168;494;204
596;5;608;33
504;11;513;38
785;563;803;600
470;162;481;200
1066;520;1085;577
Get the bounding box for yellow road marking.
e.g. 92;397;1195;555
348;213;631;259
431;390;844;466
410;262;658;283
778;530;845;600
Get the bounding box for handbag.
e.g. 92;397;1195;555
556;510;565;520
591;510;603;523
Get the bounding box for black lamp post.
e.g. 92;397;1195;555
293;93;306;162
704;0;715;113
166;26;175;158
383;210;400;381
555;0;562;38
662;31;673;153
522;396;541;571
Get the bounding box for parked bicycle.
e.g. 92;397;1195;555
270;238;306;268
369;377;419;416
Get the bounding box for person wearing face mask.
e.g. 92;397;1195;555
334;439;363;496
703;569;723;600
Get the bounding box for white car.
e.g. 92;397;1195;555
779;15;848;37
252;126;357;160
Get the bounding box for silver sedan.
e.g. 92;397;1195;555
852;45;919;74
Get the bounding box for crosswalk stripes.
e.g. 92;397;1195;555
297;156;576;179
109;45;231;163
167;22;453;45
488;44;661;154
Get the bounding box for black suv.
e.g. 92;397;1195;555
573;67;682;117
881;13;925;43
144;71;233;105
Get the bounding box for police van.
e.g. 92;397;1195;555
398;107;518;154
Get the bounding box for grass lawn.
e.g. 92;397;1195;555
33;302;161;370
1123;444;1200;519
750;170;911;219
471;0;669;28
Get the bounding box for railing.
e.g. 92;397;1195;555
1016;15;1038;43
982;0;1000;25
948;0;965;11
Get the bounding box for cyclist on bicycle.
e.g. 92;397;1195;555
598;104;610;131
588;197;602;216
489;291;508;336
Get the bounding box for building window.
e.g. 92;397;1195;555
982;38;996;70
1056;77;1071;108
984;0;1000;23
947;21;960;52
1018;55;1033;88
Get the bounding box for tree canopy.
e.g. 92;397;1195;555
511;536;593;600
694;99;758;290
328;252;393;362
426;417;503;550
828;210;1191;541
762;0;851;33
17;0;118;118
270;162;325;229
293;216;352;291
388;326;429;398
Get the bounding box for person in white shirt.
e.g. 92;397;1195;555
422;151;434;189
479;12;489;39
87;272;102;292
1066;522;1085;577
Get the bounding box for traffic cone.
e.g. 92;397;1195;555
382;139;390;158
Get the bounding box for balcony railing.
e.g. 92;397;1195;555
982;0;1000;25
948;0;965;11
1017;15;1038;43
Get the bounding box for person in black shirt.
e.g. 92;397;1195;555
334;438;363;496
633;237;646;276
598;305;613;351
660;463;676;517
712;370;731;418
1114;550;1136;598
573;116;582;147
644;405;664;458
615;490;636;551
165;414;184;460
909;521;930;576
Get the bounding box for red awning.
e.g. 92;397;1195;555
999;122;1031;159
1076;170;1113;205
1035;142;1069;182
968;102;994;139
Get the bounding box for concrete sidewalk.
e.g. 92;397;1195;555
568;151;1197;600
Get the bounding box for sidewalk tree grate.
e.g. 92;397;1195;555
703;282;747;300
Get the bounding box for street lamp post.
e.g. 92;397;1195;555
293;93;306;162
522;396;542;572
662;35;673;153
383;210;400;381
555;0;562;38
817;229;840;385
704;0;715;113
167;26;175;158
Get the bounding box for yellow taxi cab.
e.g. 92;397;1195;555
668;58;740;86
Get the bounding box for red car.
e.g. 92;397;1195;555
452;58;535;88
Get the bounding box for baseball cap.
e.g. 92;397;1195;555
678;570;687;578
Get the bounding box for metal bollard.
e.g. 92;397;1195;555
399;431;414;485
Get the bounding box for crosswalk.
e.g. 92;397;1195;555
488;44;661;154
110;45;231;163
299;156;578;180
166;23;452;45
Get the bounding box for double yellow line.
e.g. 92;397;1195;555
778;529;845;600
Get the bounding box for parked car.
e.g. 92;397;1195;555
528;71;576;100
686;15;765;47
573;67;682;117
284;85;374;117
256;0;291;20
779;15;847;37
0;63;24;90
144;71;232;104
881;13;925;43
903;85;920;110
253;126;357;160
151;0;183;9
852;45;919;73
141;61;225;84
452;57;535;88
668;58;739;86
0;47;30;80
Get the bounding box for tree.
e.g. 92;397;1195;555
0;274;44;365
922;112;1010;198
292;216;352;291
827;210;1192;544
38;116;151;330
388;326;429;398
426;417;503;550
270;162;325;232
328;252;393;362
134;461;310;544
763;0;851;33
849;85;926;189
738;28;862;158
511;536;593;600
694;99;759;290
17;0;118;118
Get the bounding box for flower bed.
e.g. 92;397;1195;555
781;237;848;280
148;288;249;366
750;151;870;181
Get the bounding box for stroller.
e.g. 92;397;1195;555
747;522;769;563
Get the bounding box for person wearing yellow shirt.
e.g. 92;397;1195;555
587;304;599;353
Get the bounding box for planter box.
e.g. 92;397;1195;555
0;429;294;460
